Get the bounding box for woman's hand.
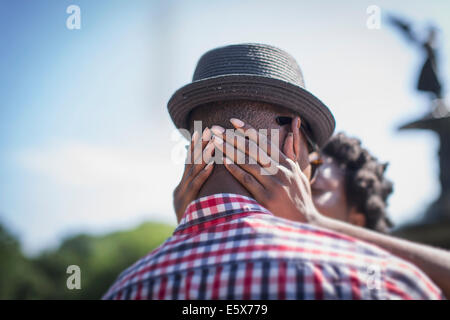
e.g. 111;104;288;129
211;117;321;223
173;128;215;222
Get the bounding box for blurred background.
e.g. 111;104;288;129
1;0;449;299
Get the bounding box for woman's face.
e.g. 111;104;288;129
311;155;350;221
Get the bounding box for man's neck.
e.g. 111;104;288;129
197;165;252;199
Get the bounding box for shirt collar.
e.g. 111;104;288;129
174;193;273;235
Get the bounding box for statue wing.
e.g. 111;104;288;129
387;15;417;43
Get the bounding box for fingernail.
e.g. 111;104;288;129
202;127;211;141
211;125;225;135
191;130;199;143
230;118;244;128
297;118;301;129
204;161;214;170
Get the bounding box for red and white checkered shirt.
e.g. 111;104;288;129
103;193;443;300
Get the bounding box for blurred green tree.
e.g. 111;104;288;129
0;221;174;299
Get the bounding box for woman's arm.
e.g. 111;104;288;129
312;213;450;298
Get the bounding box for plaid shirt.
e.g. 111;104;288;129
103;193;443;300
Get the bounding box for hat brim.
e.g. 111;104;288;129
167;74;335;148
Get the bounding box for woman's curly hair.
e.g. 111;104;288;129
322;133;394;233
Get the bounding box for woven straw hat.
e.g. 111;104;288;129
167;43;335;147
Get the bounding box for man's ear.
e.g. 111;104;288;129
348;207;366;228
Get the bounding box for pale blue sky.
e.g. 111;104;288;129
1;0;449;255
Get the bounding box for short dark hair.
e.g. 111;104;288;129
187;100;296;132
322;133;394;233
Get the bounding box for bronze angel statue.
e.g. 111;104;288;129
388;15;443;100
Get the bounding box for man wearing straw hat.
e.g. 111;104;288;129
103;43;442;300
